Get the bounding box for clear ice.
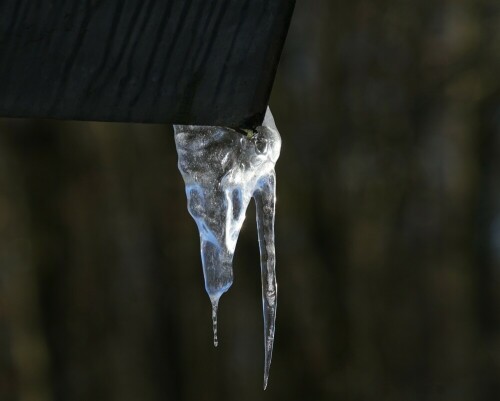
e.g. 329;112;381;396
174;107;281;389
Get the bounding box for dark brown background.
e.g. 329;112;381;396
1;1;500;400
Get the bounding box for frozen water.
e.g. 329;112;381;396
174;108;281;389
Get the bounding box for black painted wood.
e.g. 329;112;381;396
0;0;295;127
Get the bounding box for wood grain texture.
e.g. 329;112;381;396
0;0;295;127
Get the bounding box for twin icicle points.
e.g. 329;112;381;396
174;108;281;389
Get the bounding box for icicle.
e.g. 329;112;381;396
174;107;281;389
211;296;219;347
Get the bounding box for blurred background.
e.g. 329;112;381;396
1;0;500;400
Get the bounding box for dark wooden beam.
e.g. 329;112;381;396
0;0;295;127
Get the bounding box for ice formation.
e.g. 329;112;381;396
174;108;281;389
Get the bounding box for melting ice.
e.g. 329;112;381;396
174;107;281;389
